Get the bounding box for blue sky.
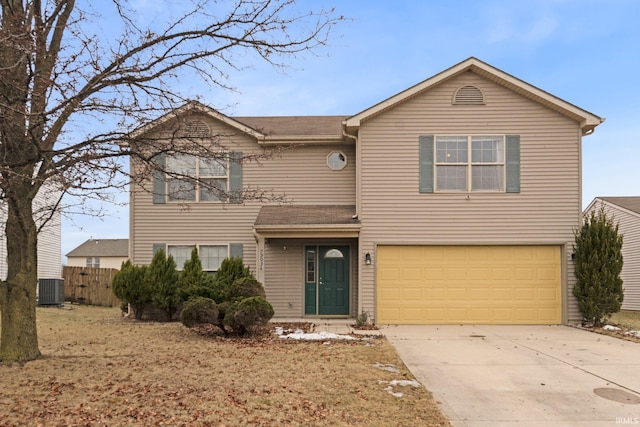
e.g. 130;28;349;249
61;0;640;260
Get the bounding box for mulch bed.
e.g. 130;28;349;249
579;324;640;344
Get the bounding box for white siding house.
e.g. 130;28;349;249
0;184;62;280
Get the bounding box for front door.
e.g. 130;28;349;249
319;246;350;315
304;245;350;315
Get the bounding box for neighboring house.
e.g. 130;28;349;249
66;238;129;269
130;57;603;325
0;183;62;281
584;197;640;311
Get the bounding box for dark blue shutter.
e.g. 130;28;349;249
505;135;521;193
229;151;243;204
419;135;435;193
152;153;166;204
229;243;243;259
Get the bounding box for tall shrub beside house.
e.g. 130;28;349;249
112;261;150;320
573;207;624;326
146;249;180;321
178;249;216;301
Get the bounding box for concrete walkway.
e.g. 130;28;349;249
382;325;640;427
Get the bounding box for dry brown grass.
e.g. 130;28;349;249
609;310;640;330
0;305;450;426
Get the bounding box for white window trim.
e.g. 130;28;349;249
434;135;506;193
167;243;230;272
166;154;230;203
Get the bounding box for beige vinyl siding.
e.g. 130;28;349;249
131;113;356;274
358;72;581;323
263;238;358;317
263;240;304;316
248;144;355;205
588;200;640;311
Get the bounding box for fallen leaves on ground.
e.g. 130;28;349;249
0;306;450;427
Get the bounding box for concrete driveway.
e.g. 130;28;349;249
382;325;640;427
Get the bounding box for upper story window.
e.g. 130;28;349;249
435;135;504;192
419;134;520;194
153;151;243;205
166;154;228;202
86;257;100;268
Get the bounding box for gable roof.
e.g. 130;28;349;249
66;239;129;258
129;100;347;145
344;57;604;136
591;197;640;217
128;100;266;141
233;116;347;141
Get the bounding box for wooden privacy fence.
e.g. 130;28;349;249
63;266;121;307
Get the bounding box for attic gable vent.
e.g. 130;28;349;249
178;119;211;138
453;85;485;105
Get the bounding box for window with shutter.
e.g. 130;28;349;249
420;134;520;193
153;152;242;203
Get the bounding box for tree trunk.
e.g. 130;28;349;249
0;192;40;363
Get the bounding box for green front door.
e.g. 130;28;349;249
304;245;350;315
318;246;350;315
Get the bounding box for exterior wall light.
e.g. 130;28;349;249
365;253;372;265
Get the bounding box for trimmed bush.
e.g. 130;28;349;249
224;296;274;335
213;257;255;301
228;277;266;301
573;206;624;326
180;297;219;328
112;261;151;320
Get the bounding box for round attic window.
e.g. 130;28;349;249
327;150;347;171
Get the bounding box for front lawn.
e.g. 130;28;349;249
0;305;450;426
609;309;640;330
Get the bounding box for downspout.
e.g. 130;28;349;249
342;127;359;219
342;124;362;318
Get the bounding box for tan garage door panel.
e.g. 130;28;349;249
377;246;561;324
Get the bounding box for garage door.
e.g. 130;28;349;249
377;245;561;324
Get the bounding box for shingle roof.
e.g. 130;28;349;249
599;197;640;215
254;205;359;226
66;239;129;257
233;116;348;137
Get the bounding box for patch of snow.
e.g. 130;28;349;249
626;330;640;337
372;362;400;373
275;328;357;341
378;379;421;397
603;325;621;331
384;386;403;398
388;379;421;388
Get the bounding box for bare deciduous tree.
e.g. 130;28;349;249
0;0;343;362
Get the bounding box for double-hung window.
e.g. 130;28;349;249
167;244;229;273
86;257;100;268
435;135;505;192
166;155;228;202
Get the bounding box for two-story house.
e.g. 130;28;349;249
129;57;603;325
